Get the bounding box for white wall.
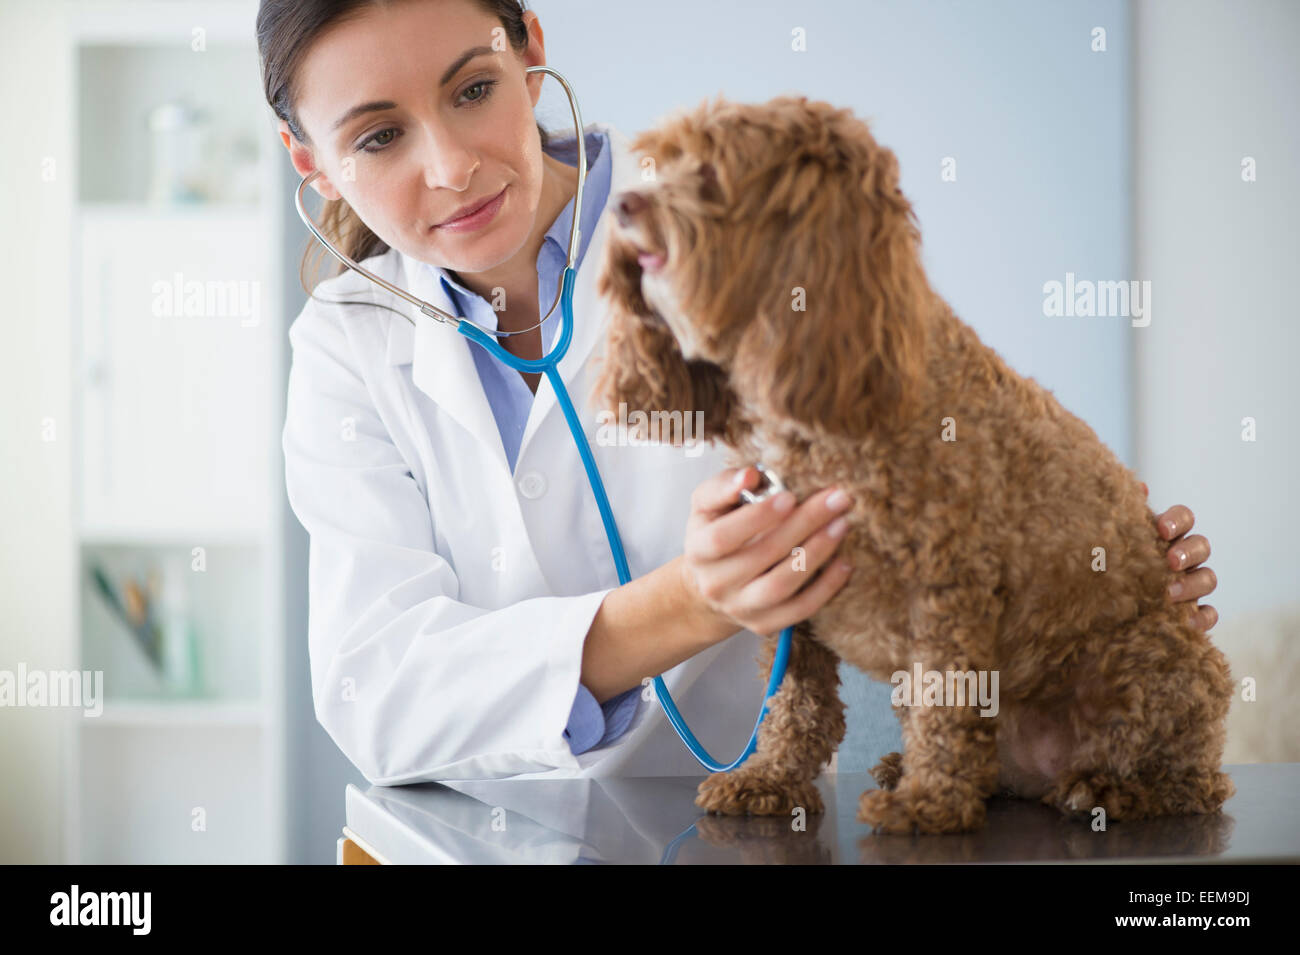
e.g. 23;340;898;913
0;1;76;863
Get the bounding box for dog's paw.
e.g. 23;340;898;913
1051;778;1108;816
858;784;987;834
695;770;824;816
857;788;919;834
1042;768;1235;822
1043;772;1142;821
870;751;904;791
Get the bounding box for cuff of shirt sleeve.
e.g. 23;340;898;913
546;587;618;762
597;685;641;748
564;683;606;755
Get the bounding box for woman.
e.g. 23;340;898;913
260;0;1218;785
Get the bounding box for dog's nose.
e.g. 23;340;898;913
614;191;646;226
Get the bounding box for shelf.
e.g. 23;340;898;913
76;41;268;205
86;699;266;727
80;542;265;702
80;529;264;549
77;200;266;221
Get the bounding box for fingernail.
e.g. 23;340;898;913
1168;581;1183;599
1162;519;1176;536
733;468;749;487
773;491;795;513
827;489;851;511
828;516;848;538
1173;548;1186;569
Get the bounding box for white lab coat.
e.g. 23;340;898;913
282;121;769;785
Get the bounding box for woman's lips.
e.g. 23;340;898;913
435;186;507;233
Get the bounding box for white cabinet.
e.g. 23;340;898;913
78;207;273;538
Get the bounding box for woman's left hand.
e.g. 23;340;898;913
1140;482;1218;632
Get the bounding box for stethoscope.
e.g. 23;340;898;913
295;65;793;773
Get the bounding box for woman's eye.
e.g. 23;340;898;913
462;79;497;105
358;127;398;153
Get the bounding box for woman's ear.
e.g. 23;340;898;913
279;119;342;201
731;146;932;440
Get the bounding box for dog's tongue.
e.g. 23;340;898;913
638;252;667;272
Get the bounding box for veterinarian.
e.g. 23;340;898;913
264;0;1218;785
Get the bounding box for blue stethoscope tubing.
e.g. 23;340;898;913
293;65;792;773
462;268;795;779
459;270;794;772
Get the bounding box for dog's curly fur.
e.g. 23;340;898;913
589;94;1236;834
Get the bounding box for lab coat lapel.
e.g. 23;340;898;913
389;251;510;472
516;123;639;464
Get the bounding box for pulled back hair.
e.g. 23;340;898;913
256;0;548;298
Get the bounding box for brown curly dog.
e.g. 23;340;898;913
589;94;1236;835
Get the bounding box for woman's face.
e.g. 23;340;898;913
284;0;550;273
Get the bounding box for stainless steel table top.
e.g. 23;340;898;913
343;763;1299;864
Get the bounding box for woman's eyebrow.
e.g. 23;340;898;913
330;45;497;133
438;45;496;86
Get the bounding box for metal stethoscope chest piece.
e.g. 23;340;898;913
740;463;788;505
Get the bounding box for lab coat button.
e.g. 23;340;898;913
517;470;547;499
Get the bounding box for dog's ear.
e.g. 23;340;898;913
588;310;743;448
590;241;743;448
731;144;932;440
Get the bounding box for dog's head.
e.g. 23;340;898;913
595;94;934;442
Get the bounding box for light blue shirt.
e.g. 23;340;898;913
424;128;640;755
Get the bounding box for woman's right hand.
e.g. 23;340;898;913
679;465;855;640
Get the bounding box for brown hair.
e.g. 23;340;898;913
256;0;549;301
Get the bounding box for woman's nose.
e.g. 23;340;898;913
614;190;646;226
425;157;479;191
421;129;480;189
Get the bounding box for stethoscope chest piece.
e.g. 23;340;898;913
740;463;787;505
